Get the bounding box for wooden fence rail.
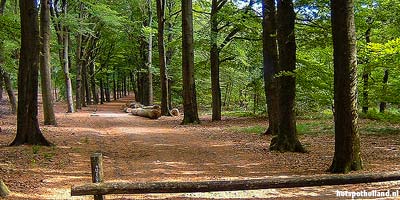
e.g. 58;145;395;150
71;153;400;198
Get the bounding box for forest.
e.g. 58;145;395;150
0;0;400;199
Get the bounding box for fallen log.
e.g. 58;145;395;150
71;171;400;196
123;107;132;113
131;108;161;119
170;108;179;116
0;180;10;197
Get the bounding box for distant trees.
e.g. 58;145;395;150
0;0;16;114
50;0;74;112
329;0;362;173
11;0;51;146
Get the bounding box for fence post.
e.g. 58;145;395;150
91;153;104;200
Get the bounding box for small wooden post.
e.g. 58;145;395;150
91;153;104;200
0;180;10;197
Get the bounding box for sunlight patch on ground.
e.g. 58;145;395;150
41;175;88;183
44;188;91;200
90;113;131;118
115;127;174;135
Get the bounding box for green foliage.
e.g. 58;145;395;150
360;109;400;123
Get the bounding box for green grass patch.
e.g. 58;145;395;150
222;111;265;118
230;125;266;135
297;109;333;120
297;121;333;135
359;109;400;123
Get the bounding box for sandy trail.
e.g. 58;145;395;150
0;96;399;199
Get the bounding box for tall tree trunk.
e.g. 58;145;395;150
89;61;98;104
0;0;5;14
40;0;57;125
156;0;170;115
84;62;91;104
269;0;304;152
105;75;110;102
262;0;279;135
181;0;200;124
379;69;388;113
123;76;127;96
100;77;105;104
1;71;16;114
61;0;74;112
210;0;221;121
166;20;174;109
81;60;87;107
130;72;137;101
143;0;153;105
75;3;83;110
329;0;362;173
11;0;51;146
168;78;172;109
113;73;117;100
362;27;371;113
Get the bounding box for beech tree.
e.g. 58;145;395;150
156;0;171;115
261;0;279;135
329;0;362;173
40;0;57;125
11;0;51;146
269;0;305;152
181;0;200;124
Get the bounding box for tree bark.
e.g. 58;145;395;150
329;0;362;173
2;71;16;114
131;107;162;119
210;0;221;121
89;61;98;104
40;0;57;125
262;0;279;135
100;78;105;104
61;0;74;112
181;0;200;124
84;61;91;104
11;0;51;146
379;69;388;113
156;0;171;116
141;0;154;106
0;0;6;14
362;27;371;113
113;72;117;100
105;74;111;102
270;0;304;152
75;3;83;110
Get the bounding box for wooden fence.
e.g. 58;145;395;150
71;153;400;199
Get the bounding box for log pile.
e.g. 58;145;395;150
123;101;179;119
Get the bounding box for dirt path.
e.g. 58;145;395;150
1;96;400;199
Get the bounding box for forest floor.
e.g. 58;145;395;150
1;95;400;199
